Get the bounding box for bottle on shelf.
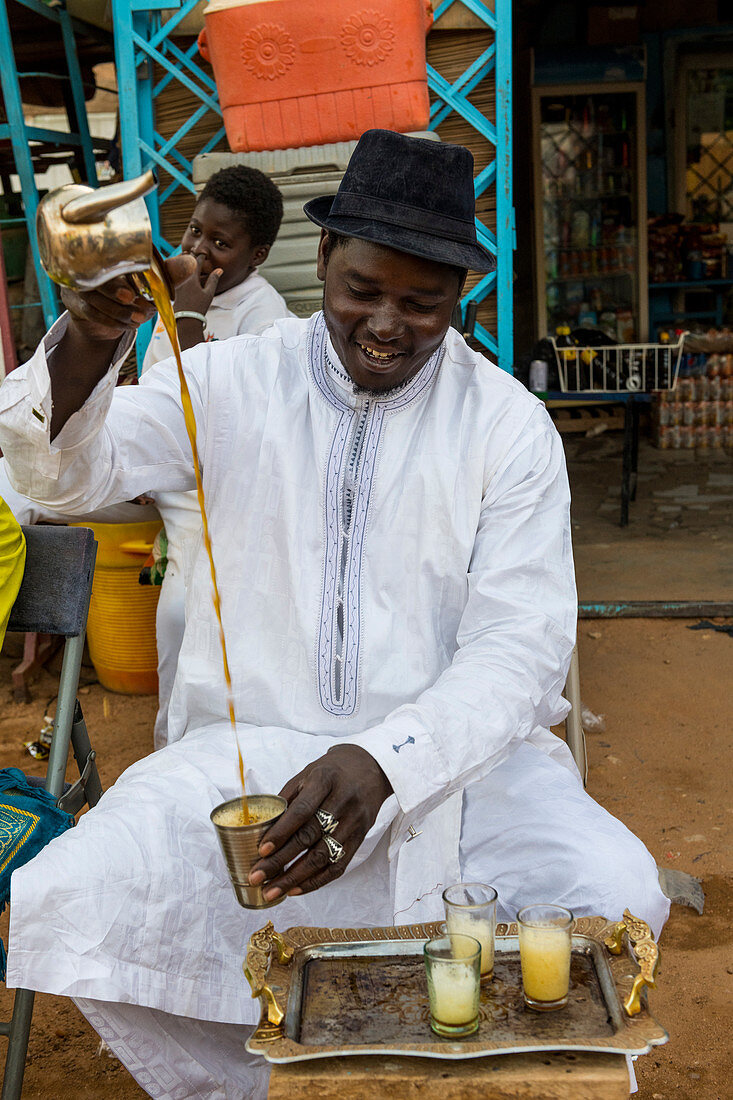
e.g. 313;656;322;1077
529;359;549;400
578;302;597;327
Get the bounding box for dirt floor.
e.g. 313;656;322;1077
0;431;730;1099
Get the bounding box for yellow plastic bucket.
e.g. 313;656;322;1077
74;520;163;694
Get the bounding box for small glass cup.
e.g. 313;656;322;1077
423;933;481;1038
517;904;574;1011
442;882;498;981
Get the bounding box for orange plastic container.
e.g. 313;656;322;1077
74;520;162;695
198;0;434;152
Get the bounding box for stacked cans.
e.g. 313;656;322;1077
652;356;733;450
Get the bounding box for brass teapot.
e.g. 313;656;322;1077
36;169;159;292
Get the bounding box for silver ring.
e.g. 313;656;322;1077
323;835;345;864
315;808;339;836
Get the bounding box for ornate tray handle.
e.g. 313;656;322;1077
243;921;294;1041
604;909;659;1017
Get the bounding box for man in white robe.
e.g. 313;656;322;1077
0;130;668;1099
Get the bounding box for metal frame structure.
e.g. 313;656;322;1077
0;0;100;329
113;0;514;369
113;0;225;255
428;0;514;368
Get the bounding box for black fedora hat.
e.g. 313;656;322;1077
303;129;495;273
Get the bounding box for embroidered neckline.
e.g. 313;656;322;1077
308;313;444;413
325;350;413;396
324;352;353;387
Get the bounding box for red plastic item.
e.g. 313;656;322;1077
198;0;434;152
0;224;18;376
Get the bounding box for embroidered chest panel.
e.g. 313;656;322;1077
307;315;443;717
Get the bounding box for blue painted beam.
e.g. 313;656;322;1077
433;0;496;31
132;32;221;115
430;47;496;129
495;0;514;373
113;0;144;178
154;37;219;99
427;65;498;145
59;5;99;184
0;124;80;146
0;0;58;327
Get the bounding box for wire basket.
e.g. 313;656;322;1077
549;335;686;394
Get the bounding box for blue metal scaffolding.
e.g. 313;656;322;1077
428;0;513;369
0;0;100;329
113;0;514;367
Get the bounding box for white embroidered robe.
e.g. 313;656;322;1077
0;312;663;1032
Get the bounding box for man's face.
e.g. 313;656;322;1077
180;198;270;295
317;233;462;393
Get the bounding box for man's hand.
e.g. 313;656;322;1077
49;254;198;439
248;745;393;902
59;253;198;344
59;277;156;344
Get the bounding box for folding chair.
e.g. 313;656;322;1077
1;525;102;1100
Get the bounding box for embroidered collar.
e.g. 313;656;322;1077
325;350;413;396
308;312;443;413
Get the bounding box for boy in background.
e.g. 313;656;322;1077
142;165;294;747
142;164;291;366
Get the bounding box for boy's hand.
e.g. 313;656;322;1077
60;254;198;343
173;254;222;317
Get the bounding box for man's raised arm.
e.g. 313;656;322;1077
0;254;201;515
48;255;196;437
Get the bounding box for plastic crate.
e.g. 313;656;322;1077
549;335;686;394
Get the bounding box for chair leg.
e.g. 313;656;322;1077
565;646;588;786
57;701;104;816
1;988;35;1100
70;700;103;808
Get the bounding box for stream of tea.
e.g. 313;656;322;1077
144;262;249;825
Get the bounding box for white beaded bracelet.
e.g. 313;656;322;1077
174;310;207;326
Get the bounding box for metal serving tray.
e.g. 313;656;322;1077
244;913;668;1063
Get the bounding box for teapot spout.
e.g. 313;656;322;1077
62;169;157;225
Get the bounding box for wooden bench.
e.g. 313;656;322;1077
268;1050;630;1099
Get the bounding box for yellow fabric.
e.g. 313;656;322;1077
0;496;25;644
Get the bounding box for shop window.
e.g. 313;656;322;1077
676;56;733;223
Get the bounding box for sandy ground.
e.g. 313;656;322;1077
0;613;730;1099
566;435;733;603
